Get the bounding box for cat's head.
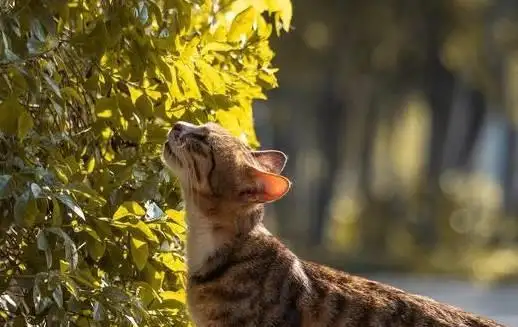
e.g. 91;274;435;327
162;121;291;210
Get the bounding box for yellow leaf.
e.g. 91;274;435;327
228;6;257;42
129;86;144;102
161;290;185;303
203;42;234;53
165;209;185;224
278;0;293;32
131;220;159;243
146;89;163;101
168;66;184;102
266;0;292;32
144;262;165;290
215;105;259;147
149;290;187;309
175;62;201;99
157;253;186;272
86;157;96;173
196;60;226;95
95;97;117;119
72;268;100;288
179;36;200;62
59;259;70;273
130;236;148;271
113;201;145;220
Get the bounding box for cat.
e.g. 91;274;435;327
161;120;505;327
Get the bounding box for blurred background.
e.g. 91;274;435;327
253;0;518;324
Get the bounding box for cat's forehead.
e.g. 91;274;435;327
205;123;250;148
204;122;228;133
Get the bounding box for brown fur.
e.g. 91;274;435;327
162;121;505;327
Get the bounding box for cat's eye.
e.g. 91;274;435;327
238;189;256;197
190;133;208;143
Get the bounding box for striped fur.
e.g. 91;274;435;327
162;121;505;327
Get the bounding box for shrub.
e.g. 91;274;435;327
0;0;291;325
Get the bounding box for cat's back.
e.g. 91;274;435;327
301;261;504;327
187;230;504;327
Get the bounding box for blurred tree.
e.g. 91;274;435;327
266;0;518;279
0;0;291;325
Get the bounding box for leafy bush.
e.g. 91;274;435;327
0;0;291;326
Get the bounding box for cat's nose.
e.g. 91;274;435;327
173;121;196;133
170;121;198;140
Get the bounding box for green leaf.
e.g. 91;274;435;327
47;228;79;270
93;301;105;321
0;98;22;135
44;74;62;98
135;281;160;308
135;94;154;118
72;268;100;287
56;194;85;221
87;238;106;262
67;183;106;206
33;281;43;313
51;197;62;227
0;175;13;198
37;230;53;269
113;201;146;220
64;237;79;270
14;190;39;227
117;93;135;120
17;108;34;139
52;285;64;308
150;290;186;309
36;230;49;252
130;236;149;271
62;275;79;299
31;19;46;42
62;86;83;103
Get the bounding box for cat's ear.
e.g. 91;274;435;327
251;150;288;174
243;167;291;203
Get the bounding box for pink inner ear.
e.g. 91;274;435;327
253;169;291;202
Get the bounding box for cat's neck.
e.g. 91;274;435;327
184;201;268;273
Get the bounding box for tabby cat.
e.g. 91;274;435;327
162;121;505;327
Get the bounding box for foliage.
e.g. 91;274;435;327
0;0;291;325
